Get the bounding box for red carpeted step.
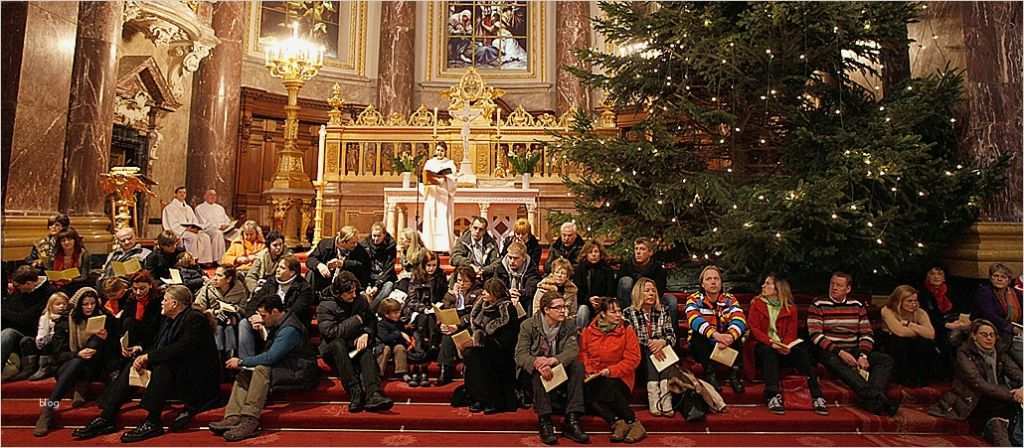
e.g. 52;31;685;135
0;399;969;434
0;376;950;406
0;427;987;447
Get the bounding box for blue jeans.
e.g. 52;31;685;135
1;328;25;366
575;305;592;330
369;281;395;310
238;319;260;359
616;277;680;330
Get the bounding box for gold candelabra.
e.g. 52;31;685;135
263;23;325;190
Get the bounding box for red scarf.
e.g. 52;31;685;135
52;250;80;271
996;288;1021;324
105;297;121;316
135;293;150;321
923;282;953;314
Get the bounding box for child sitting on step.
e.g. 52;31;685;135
375;298;411;385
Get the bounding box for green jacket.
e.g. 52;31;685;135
514;312;578;373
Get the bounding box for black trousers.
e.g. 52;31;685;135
324;338;381;394
584;376;635;424
881;334;937;387
814;347;894;414
48;355;105;403
689;333;743;373
753;341;822;400
98;362;180;423
531;359;585;418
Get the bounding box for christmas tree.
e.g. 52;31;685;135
553;2;1008;284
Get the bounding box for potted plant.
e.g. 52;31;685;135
508;148;541;189
392;151;425;188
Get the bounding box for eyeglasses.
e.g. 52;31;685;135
976;331;997;338
547;305;569;311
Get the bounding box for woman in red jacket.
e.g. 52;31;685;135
580;297;645;443
748;274;828;416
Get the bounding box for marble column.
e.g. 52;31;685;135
59;1;123;215
910;1;1023;278
377;1;415;117
187;0;245;212
555;1;592;114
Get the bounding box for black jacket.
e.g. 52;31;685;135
495;255;541;315
306;238;372;291
360;234;398;287
574;260;618;310
450;231;501;277
2;280;57;337
248;276;316;326
146;308;221;409
619;259;668;295
500;234;542;276
316;293;377;355
144;248;184;284
119;291;165;351
402;269;449;322
264;311;319;391
544;236;584;274
376;317;407;347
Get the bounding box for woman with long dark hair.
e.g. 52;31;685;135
462;277;519;414
47;228;91;294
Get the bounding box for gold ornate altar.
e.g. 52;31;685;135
309;68;617;245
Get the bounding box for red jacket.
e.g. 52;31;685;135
747;296;799;346
579;320;641;391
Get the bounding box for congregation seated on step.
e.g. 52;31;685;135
3;219;1022;446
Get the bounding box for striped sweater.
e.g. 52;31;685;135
684;291;747;340
807;296;874;354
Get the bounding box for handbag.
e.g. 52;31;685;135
673;389;708;422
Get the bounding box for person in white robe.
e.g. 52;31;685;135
421;144;458;253
161;186;214;264
194;189;233;262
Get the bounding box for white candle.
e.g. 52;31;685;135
496;109;501;136
316;124;327;183
433;107;438;137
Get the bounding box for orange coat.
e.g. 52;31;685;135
221;239;265;270
579;320;641;391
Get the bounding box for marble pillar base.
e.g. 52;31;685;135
2;214;113;261
942;222;1023;279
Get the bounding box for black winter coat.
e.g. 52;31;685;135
2;280;57;337
360;234;398;287
247;276;316;327
306;239;372;291
146;308;221;409
316;294;377;355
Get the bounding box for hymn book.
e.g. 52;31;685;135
111;258;142;276
85;315;106;336
650;346;680;372
45;268;80;282
710;343;739;367
541;364;568;392
129;367;151;388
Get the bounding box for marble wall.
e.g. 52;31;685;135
555;1;592;114
909;1;1022;222
377;1;415;117
4;2;79;213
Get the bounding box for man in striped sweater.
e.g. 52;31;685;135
808;272;898;416
685;265;747;393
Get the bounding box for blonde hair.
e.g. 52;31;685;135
699;265;722;285
45;292;70;320
398;228;425;266
513;218;532;236
239;220;264;243
886;285;918;313
763;275;793;310
337;225;359;243
630;277;661;311
176;251;196;268
549;257;573;278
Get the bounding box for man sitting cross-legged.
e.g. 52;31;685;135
210;294;320;441
72;285;221;442
514;291;590;445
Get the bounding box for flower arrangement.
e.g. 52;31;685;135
507;149;541;175
391;152;425;173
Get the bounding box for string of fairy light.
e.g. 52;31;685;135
594;3;968;272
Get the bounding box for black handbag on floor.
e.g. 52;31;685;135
672;390;708;422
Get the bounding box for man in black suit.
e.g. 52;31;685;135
72;285;221;442
306;226;371;294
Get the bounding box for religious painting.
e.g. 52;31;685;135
446;1;528;70
260;1;340;58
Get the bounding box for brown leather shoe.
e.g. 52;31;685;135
623;420;646;444
33;407;55;437
208;415;241;435
222;416;261;442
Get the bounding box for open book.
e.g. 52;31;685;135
45;268;80;282
180;223;204;231
85;315;106;336
111;258;142;277
129;366;151;388
160;268;183;285
783;338;804;350
434;306;460;327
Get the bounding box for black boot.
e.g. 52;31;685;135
560;413;590;444
538;416;558;445
363;390;394;412
437;364;454;386
346;383;365;413
704;367;720;391
27;356;56;381
729;368;745;394
11;355;37;381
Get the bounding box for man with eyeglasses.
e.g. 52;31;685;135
515;291;589;445
100;227;152;281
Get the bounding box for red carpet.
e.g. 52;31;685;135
0;428;987;447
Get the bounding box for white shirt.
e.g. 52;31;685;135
162;198;200;234
195;201;231;232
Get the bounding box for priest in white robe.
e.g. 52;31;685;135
161;186;214;264
195;189;233;262
421;143;458;253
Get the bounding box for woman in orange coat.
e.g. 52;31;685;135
580;297;645;443
220;221;265;271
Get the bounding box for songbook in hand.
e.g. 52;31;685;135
710;343;739;367
85;315;106;336
45;268;81;282
160;269;183;285
129;366;151;388
650;346;680;372
783;338;804;350
541;364;568;392
111;258;142;276
180;223;204;231
434;306;461;327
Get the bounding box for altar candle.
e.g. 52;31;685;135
496;109;501;136
316;125;327;183
433;107;438;137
